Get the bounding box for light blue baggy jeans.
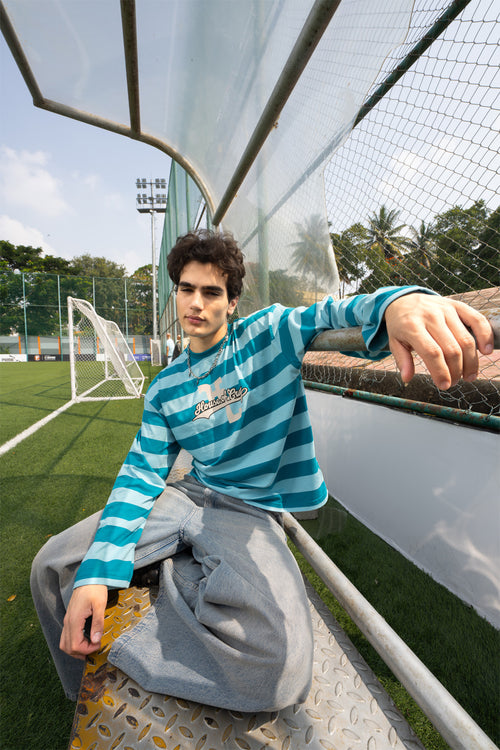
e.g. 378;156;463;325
30;476;314;712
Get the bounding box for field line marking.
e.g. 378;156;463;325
0;399;77;457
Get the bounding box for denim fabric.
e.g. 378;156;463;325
30;476;313;711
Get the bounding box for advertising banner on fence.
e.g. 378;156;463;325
0;354;28;362
28;355;68;362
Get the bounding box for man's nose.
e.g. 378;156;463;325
190;289;203;309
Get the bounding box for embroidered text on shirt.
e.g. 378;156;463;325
193;384;248;421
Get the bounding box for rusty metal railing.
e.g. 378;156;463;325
284;513;497;750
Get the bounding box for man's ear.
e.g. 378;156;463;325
227;297;239;316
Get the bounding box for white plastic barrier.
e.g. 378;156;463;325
306;387;500;628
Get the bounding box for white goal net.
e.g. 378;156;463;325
150;339;162;367
68;297;145;401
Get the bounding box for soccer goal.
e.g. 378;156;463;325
68;297;145;401
150;339;162;367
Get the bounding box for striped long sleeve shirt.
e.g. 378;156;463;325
74;286;430;589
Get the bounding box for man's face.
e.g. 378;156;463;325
176;261;238;353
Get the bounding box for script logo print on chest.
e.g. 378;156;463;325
193;377;248;423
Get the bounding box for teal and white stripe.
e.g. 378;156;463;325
74;285;431;588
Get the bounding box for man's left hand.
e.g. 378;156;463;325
384;294;494;390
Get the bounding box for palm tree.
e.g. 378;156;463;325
290;214;336;301
330;223;368;296
365;205;412;262
407;220;437;269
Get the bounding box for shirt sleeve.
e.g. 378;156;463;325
73;380;181;589
276;285;437;366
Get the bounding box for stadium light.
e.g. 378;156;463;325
135;178;167;341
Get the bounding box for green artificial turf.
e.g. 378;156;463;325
0;362;72;444
296;499;500;747
0;363;498;749
0;362;160;750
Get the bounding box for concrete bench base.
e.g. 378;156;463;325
68;579;424;750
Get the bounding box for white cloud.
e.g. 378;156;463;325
82;174;100;190
376;134;500;224
0;214;57;254
104;192;126;211
0;146;70;218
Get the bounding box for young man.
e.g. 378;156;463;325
31;229;493;712
165;332;175;365
172;333;183;360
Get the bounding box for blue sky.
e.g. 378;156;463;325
0;33;171;275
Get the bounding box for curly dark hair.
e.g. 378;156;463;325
167;229;245;301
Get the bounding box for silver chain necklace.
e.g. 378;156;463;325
187;331;228;384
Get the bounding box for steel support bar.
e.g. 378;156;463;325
211;0;342;227
283;513;497;750
309;325;367;351
0;1;216;218
0;1;44;104
309;315;500;352
240;0;473;250
120;0;141;134
353;0;472;128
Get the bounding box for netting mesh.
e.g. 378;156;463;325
156;0;499;418
0;269;154;338
301;0;499;417
150;339;162;367
69;298;144;401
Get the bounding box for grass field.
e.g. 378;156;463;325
0;362;498;749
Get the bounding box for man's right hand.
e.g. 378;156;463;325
59;584;108;659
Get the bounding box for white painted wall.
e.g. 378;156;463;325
306;388;500;628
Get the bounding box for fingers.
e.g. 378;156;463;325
385;293;494;390
448;300;494;358
419;300;493;387
90;607;105;647
409;323;471;390
390;338;415;385
441;309;478;384
60;584;108;659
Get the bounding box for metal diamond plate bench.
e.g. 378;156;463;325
67;579;424;750
67;451;496;750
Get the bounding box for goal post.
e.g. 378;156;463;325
68;297;145;401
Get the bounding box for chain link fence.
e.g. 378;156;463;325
0;269;156;359
300;0;499;417
158;0;499;417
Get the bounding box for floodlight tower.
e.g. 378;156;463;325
136;178;167;341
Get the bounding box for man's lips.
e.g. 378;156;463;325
186;315;204;324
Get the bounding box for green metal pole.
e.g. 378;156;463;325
22;272;28;357
124;277;129;340
57;274;63;358
353;0;472;128
304;380;500;432
185;169;192;229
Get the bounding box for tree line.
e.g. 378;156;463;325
0;241;155;336
2;199;498;335
285;200;498;300
332;200;499;296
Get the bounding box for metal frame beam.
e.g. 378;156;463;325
0;0;216;218
240;0;473;249
121;0;141;135
310;315;500;353
211;0;343;227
